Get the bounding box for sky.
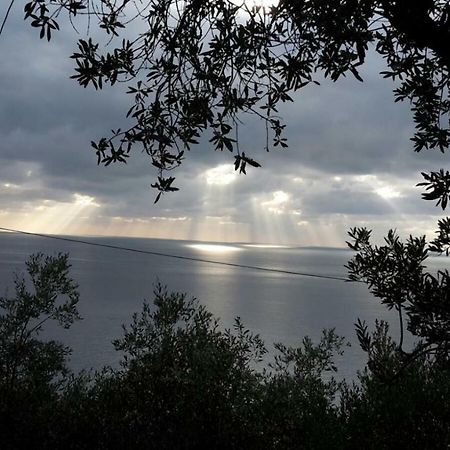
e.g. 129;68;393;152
0;5;447;247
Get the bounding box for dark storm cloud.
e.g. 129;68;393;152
234;52;450;178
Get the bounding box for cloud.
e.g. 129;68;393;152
0;10;446;246
204;164;238;186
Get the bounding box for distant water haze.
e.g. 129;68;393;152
1;232;446;380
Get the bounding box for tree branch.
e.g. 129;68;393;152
0;0;15;37
382;0;450;67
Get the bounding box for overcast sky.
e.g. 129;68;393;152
0;5;446;247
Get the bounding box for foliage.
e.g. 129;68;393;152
1;256;450;448
0;252;80;390
18;0;450;200
1;0;449;445
0;253;81;449
341;326;450;450
344;187;450;448
107;285;267;449
347;227;450;376
76;285;344;449
4;0;450;445
260;330;346;449
0;0;450;449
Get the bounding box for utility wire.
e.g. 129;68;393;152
0;227;355;282
0;0;15;37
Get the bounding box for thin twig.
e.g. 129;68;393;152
0;0;15;37
397;303;404;351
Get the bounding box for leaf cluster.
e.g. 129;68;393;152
0;253;81;448
347;227;450;371
418;169;450;210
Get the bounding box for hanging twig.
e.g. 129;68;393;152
0;0;15;37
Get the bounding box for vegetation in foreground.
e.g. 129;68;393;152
0;250;450;450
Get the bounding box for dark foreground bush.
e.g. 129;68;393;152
340;321;450;450
1;254;450;449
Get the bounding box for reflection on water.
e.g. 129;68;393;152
187;243;243;253
243;244;289;249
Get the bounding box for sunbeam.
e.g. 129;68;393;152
12;193;100;235
187;164;250;243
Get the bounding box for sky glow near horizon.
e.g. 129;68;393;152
0;6;446;247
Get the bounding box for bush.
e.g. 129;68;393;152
0;253;80;449
341;321;450;450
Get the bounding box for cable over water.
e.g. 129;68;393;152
0;227;355;282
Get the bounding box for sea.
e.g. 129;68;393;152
1;231;444;380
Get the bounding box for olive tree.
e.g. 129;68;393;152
0;253;80;446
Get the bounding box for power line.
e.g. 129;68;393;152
0;226;354;282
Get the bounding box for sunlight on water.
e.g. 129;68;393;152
243;244;289;249
187;243;243;253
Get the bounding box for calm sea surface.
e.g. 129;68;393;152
1;231;446;380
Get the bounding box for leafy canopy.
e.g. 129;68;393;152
0;253;80;393
21;0;450;200
347;228;450;372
